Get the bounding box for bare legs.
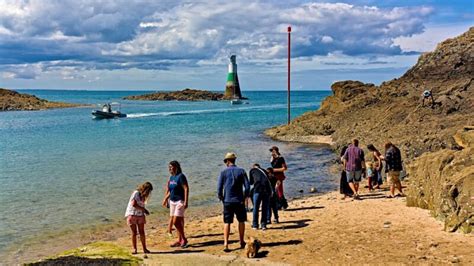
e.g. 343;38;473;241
167;217;173;236
348;182;359;197
238;222;245;246
223;223;230;250
129;225;137;254
129;224;149;254
171;216;187;246
390;180;404;197
223;222;245;251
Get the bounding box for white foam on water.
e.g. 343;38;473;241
125;103;317;119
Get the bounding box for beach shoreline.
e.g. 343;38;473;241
28;185;474;265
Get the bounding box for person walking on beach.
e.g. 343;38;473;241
125;182;153;254
162;161;189;248
249;164;272;230
266;167;279;223
367;144;383;189
217;152;250;252
270;146;288;210
339;145;354;199
383;142;404;198
342;139;365;200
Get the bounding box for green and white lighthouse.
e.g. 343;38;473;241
225;55;243;99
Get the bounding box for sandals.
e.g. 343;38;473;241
170;241;181;247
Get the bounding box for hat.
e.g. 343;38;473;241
269;146;279;152
224;152;237;161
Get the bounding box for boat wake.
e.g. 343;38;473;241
126;103;316;119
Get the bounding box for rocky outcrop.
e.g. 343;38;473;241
124;88;232;101
0;88;81;111
407;127;474;233
266;27;474;232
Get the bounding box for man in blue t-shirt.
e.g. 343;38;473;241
217;152;250;252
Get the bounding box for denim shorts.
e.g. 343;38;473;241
346;170;362;183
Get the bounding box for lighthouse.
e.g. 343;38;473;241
224;55;243;99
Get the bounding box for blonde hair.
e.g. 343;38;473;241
137;182;153;203
366;162;374;169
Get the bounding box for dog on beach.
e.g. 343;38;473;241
245;237;262;258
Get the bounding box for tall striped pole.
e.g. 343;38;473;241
287;26;291;125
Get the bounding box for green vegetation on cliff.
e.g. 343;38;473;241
266;27;474;233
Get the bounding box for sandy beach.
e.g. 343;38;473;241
32;184;474;265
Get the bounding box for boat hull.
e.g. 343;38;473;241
92;110;126;119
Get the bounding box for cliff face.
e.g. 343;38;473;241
266;27;474;233
0;88;80;111
124;88;233;101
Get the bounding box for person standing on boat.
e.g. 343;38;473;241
270;146;288;210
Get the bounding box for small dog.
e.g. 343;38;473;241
245;237;262;258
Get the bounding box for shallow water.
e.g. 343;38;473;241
0;90;335;259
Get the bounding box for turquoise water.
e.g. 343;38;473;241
0;90;334;258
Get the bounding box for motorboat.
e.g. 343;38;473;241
92;102;126;119
230;98;243;105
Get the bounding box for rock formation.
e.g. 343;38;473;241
266;27;474;233
0;88;81;111
124;88;234;101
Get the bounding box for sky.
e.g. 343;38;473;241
0;0;472;91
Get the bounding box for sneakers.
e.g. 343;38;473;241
251;226;258;230
261;226;267;231
180;239;188;248
273;218;279;224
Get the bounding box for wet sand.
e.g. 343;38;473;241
31;184;474;265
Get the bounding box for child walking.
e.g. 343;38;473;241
366;162;376;191
125;181;153;254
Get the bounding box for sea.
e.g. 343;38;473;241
0;90;336;261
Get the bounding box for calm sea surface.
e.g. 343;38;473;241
0;90;335;258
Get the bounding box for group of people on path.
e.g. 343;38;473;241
339;139;405;200
124;146;288;254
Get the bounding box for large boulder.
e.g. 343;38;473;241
331;81;375;102
407;127;474;233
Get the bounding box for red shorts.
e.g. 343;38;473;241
127;215;146;225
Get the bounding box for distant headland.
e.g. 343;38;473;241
0;88;82;111
123;88;242;101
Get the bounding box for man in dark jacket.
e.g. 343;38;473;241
249;164;272;230
217;152;250;252
384;142;404;198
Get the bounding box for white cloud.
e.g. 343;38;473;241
393;23;472;52
321;36;333;43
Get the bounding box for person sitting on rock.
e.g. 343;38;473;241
422;90;435;107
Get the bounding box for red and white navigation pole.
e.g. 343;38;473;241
287;25;291;125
